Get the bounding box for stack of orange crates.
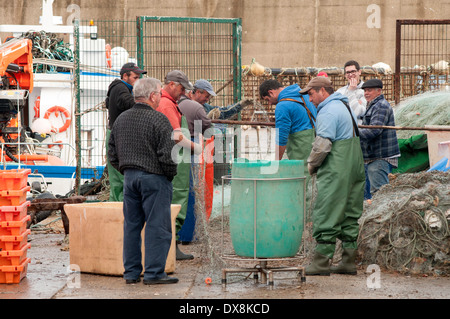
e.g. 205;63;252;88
0;169;31;284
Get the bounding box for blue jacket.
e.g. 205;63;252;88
316;92;357;142
359;95;400;160
275;84;317;146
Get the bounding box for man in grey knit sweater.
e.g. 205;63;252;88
108;77;179;285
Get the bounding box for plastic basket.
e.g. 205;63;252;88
0;229;30;251
0;201;30;222
0;215;31;236
0;169;31;191
0;186;30;206
0;257;30;284
0;243;31;266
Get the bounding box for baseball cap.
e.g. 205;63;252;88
120;62;147;75
361;79;383;89
194;79;217;96
317;71;328;77
299;76;333;94
165;70;194;90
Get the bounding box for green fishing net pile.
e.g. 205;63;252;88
394;91;450;140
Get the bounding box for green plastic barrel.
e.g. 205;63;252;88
229;159;305;258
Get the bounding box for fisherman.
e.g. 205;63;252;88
259;79;316;178
105;62;147;202
108;77;178;285
301;76;365;276
157;70;201;260
359;79;400;196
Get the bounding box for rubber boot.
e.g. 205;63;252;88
176;243;194;260
305;251;331;276
330;248;357;275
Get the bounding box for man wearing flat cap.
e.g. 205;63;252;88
359;78;400;196
105;62;147;201
300;76;365;277
157;70;201;260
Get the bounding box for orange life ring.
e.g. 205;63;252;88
44;106;71;133
105;44;112;68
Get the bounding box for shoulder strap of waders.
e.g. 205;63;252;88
279;97;316;129
341;101;359;137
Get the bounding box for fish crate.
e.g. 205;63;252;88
0;201;30;222
0;229;30;251
0;186;30;206
0;215;31;236
0;257;30;284
0;169;31;191
0;243;31;266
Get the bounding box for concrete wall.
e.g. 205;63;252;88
2;0;449;69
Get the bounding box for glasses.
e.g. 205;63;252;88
152;91;162;95
345;70;358;75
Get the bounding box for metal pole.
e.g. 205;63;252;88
74;19;81;195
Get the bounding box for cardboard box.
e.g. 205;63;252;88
425;125;450;167
64;202;181;276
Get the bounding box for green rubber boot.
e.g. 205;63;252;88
330;248;357;275
305;251;331;276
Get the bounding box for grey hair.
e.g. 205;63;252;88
133;78;162;101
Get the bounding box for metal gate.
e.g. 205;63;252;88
395;19;450;104
136;16;242;108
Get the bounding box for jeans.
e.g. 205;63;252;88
364;166;372;200
122;169;173;281
365;160;393;195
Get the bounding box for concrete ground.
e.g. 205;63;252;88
1;232;449;301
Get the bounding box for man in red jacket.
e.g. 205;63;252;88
157;70;200;260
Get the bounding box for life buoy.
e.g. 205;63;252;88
105;44;112;68
48;140;64;150
44;106;71;133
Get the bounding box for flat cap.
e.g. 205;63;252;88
361;79;383;89
165;70;193;90
299;76;333;94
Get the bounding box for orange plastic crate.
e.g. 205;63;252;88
0;215;31;236
0;243;30;266
0;257;30;284
0;169;31;191
0;186;30;206
0;229;30;251
0;201;30;222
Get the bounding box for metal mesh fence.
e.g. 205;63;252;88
395;20;450;103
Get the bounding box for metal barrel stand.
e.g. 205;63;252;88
220;175;307;289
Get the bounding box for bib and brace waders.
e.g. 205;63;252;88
171;116;191;237
306;101;365;276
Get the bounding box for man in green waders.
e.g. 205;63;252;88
157;70;201;260
105;63;147;201
259;79;317;182
300;77;365;276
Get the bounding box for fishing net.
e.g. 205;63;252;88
394;91;450;140
358;171;450;275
